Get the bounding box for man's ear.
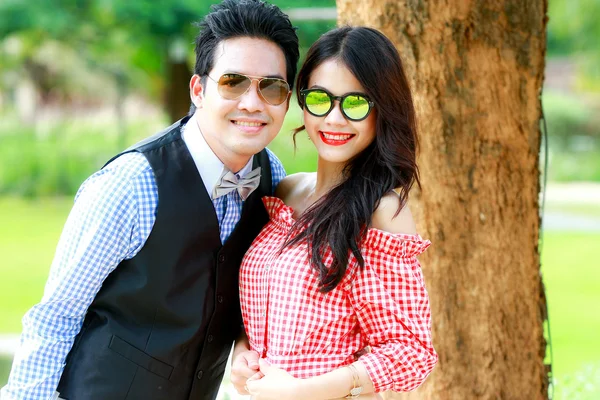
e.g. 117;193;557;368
190;74;204;109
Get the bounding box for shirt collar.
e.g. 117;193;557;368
181;113;254;199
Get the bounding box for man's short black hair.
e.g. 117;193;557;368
194;0;299;88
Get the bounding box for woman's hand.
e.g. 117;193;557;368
245;358;303;400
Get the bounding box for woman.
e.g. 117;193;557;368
234;26;437;399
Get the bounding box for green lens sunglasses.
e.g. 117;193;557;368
300;88;375;121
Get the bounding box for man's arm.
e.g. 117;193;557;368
1;154;156;400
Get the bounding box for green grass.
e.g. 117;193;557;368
0;197;75;332
541;232;600;399
552;363;600;400
0;197;599;398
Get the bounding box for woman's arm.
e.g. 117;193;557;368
246;359;375;400
295;360;375;399
356;198;437;392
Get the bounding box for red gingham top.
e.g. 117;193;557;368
239;197;438;392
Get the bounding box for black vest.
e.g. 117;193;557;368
57;117;272;400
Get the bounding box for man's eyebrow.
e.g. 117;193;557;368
223;71;286;80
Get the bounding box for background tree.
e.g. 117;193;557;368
0;0;209;122
547;0;600;90
336;0;549;398
0;0;337;122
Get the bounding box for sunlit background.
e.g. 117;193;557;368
0;0;599;399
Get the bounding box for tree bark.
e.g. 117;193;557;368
336;1;549;399
164;58;192;123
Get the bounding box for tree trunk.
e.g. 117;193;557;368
336;1;549;399
164;58;192;123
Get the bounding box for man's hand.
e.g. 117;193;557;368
230;349;260;395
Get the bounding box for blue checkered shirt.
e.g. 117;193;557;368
1;147;285;400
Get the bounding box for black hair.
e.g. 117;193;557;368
287;26;421;293
190;0;299;113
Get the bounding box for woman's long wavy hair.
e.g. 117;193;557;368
285;26;421;293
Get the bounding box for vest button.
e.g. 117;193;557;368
217;295;224;303
197;370;203;380
208;335;214;343
218;254;226;263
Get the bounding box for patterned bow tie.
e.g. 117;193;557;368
212;167;261;201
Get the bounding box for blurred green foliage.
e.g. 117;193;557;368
547;0;600;89
543;92;597;147
547;151;600;182
1;0;598;99
1;0;597;96
548;0;600;55
0;0;335;100
543;0;600;181
0;0;598;195
0;102;316;197
1;88;597;200
0;114;163;196
542;90;600;182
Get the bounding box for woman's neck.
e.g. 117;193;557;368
311;158;347;202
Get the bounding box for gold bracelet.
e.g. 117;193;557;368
345;363;363;399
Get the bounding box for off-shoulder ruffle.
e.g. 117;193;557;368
262;196;296;230
261;196;431;258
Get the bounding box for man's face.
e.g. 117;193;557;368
191;37;289;171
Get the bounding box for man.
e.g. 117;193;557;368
1;1;299;399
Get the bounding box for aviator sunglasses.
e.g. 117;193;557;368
206;73;291;106
300;88;375;121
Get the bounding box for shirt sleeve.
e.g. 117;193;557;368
348;240;438;393
265;148;286;195
1;153;157;400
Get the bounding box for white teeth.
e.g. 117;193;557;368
322;132;353;141
234;121;263;127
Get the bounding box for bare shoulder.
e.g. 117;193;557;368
371;192;417;235
274;172;315;205
274;173;305;199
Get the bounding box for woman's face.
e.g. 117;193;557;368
303;59;377;166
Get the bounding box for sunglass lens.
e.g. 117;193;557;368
305;90;332;116
217;74;251;99
259;79;290;105
342;95;370;120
